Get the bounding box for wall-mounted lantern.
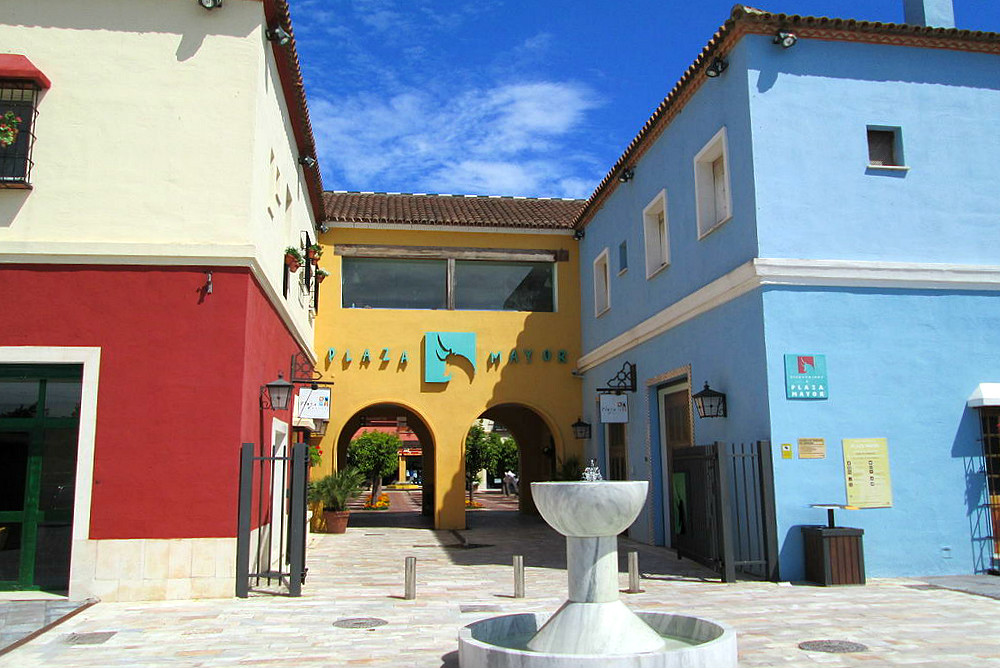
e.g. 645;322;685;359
311;418;328;436
692;382;727;418
572;418;592;439
261;373;294;411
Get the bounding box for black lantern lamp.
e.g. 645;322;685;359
262;373;294;411
572;418;592;439
692;382;727;418
311;418;328;436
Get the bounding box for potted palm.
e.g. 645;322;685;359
308;467;364;534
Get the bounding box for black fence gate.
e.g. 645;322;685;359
671;440;778;582
236;441;308;597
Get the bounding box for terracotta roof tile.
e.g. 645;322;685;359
323;192;585;230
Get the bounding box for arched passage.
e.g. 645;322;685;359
479;403;559;516
335;403;436;517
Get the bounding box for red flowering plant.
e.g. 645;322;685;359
308;442;323;467
0;111;22;148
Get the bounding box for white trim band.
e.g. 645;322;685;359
578;258;1000;372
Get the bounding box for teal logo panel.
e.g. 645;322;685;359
784;354;828;399
425;332;477;383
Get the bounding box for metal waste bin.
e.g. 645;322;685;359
802;525;865;585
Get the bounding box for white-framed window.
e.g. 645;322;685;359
593;248;610;317
642;189;669;277
866;125;906;170
694;127;732;239
618;241;628;275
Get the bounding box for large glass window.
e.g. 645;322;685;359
342;257;447;309
454;261;553;312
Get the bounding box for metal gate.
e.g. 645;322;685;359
235;441;307;597
671;440;778;582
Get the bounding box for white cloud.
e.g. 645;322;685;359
311;81;602;197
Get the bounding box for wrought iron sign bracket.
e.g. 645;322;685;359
596;361;636;394
290;351;335;388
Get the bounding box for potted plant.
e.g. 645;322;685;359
315;268;329;283
308;467;364;533
306;243;324;263
0;111;22;148
284;246;304;272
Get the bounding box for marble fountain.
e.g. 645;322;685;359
458;464;737;667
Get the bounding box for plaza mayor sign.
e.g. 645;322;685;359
326;331;569;384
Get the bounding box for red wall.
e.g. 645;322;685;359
0;265;306;539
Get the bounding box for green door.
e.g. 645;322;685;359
0;365;82;592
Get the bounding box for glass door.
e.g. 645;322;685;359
0;365;82;592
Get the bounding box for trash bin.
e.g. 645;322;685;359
801;525;865;585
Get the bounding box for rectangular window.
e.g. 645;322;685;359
642;190;669;277
694;127;732;238
618;241;628;274
454;261;553;312
342;258;447;310
0;82;39;188
341;255;556;312
867;126;905;168
593;249;610;316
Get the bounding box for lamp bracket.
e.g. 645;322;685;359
596;361;636;394
290;351;335;387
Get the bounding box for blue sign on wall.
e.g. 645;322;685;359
784;354;828;400
425;332;477;383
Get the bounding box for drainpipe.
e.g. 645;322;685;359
903;0;955;28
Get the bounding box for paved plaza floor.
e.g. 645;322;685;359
3;491;1000;667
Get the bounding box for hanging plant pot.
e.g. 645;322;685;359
284;247;304;272
307;244;323;265
316;270;329;283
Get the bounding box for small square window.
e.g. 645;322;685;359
867;126;905;168
618;241;628;274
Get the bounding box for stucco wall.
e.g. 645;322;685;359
313;226;583;529
764;287;1000;579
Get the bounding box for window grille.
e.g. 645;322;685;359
0;81;39;188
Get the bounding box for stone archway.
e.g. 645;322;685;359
479;403;559;516
336;403;436;517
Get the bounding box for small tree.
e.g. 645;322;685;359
465;424;498;503
491;435;518;481
347;430;400;500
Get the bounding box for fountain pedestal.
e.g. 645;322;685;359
458;480;738;667
527;484;665;654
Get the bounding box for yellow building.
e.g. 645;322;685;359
312;192;585;529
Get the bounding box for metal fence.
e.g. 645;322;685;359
235;441;308;597
672;440;779;582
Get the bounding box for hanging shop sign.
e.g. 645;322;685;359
842;437;892;508
599;394;629;423
784;354;829;400
297;387;331;420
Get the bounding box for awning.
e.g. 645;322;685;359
0;54;51;89
967;383;1000;408
293;416;316;431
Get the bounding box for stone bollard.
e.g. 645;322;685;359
626;550;642;593
513;555;525;598
404;556;416;600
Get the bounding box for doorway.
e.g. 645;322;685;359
656;377;692;547
0;365;83;592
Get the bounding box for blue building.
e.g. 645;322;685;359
574;0;1000;580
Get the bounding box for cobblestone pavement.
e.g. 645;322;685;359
4;509;1000;667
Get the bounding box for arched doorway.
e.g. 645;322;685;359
478;403;560;516
336;403;435;518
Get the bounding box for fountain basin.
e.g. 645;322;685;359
459;611;737;668
532;481;647;537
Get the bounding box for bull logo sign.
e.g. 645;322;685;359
784;353;829;400
424;332;476;384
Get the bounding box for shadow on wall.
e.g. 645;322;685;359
954;407;995;573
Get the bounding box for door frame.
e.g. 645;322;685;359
0;347;100;595
656;375;691;548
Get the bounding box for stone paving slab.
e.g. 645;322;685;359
3;513;1000;667
0;598;96;657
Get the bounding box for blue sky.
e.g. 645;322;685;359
291;1;1000;199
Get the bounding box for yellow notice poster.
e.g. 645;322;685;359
843;438;892;508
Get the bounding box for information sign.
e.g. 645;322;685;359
798;438;826;459
842;437;892;508
298;388;331;420
784;354;829;400
599;394;629;423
